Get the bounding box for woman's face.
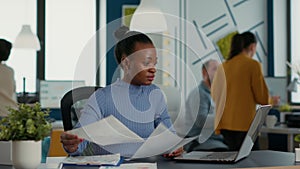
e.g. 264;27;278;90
123;42;157;86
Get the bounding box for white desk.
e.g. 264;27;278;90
0;151;296;169
260;125;300;152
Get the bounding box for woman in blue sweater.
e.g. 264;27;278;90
60;26;183;158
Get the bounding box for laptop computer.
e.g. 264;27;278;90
174;105;271;163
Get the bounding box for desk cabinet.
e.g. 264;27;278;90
260;125;300;152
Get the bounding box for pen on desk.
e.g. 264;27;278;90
57;162;63;169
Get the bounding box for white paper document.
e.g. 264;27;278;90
131;124;197;159
68;115;196;159
131;123;181;159
67;116;144;146
168;136;198;153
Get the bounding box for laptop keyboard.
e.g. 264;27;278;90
201;152;237;161
178;151;239;162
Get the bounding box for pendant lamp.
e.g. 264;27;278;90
130;0;167;33
287;78;299;92
14;25;41;51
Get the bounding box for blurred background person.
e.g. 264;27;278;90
184;59;228;152
211;32;269;151
0;39;17;118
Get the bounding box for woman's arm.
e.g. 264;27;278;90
61;92;104;156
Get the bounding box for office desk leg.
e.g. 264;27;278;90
288;134;294;152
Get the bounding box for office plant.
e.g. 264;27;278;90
0;103;52;169
278;103;292;112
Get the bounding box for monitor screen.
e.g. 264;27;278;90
264;77;287;104
39;80;85;108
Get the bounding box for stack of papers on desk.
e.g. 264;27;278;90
68;115;197;159
62;154;122;167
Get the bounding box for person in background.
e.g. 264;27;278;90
211;32;269;151
0;39;17;118
184;59;228;152
60;26;183;158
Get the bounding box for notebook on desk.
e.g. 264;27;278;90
174;105;271;163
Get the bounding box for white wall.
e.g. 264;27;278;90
158;0;276;98
273;0;287;76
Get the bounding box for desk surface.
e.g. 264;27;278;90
155;151;295;169
261;125;300;134
0;150;295;169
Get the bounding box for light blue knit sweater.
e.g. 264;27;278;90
69;79;174;157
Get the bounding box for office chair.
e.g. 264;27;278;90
157;85;181;124
157;84;187;136
60;86;102;131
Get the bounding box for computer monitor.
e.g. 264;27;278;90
39;80;85;109
264;77;287;104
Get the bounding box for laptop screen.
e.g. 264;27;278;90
173;105;271;163
235;105;271;161
39;80;85;109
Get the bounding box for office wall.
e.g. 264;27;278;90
163;0;288;79
106;0;139;84
156;0;272;98
273;0;287;77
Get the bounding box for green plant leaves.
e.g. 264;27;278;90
295;134;300;142
0;103;52;141
278;103;292;112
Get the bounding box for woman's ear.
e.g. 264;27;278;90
245;43;256;57
250;43;257;57
121;56;129;70
250;43;257;52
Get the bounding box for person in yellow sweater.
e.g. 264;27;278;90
211;32;269;151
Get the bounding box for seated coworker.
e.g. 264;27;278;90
0;39;17;118
60;26;183;158
184;59;228;152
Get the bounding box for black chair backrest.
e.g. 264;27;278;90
60;86;102;131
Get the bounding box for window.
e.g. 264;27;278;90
290;0;300;103
0;0;37;93
45;0;96;86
